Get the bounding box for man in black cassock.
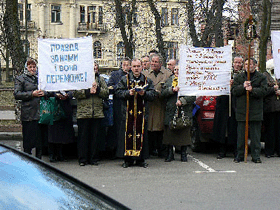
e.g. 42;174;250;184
115;58;156;168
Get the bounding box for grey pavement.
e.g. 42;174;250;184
1;139;280;210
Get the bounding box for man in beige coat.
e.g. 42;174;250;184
143;53;172;157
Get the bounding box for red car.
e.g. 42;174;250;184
191;96;217;152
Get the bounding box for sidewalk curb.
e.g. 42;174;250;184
0;132;22;140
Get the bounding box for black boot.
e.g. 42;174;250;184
181;146;188;162
24;148;32;155
48;143;56;162
57;144;66;161
36;148;42;159
165;145;174;162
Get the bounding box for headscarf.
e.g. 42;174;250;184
172;76;178;87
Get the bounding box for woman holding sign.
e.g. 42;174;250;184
14;59;46;158
161;65;195;162
74;62;109;166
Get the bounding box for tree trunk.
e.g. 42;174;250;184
258;0;271;73
114;0;134;59
147;0;166;63
186;0;225;48
3;0;25;77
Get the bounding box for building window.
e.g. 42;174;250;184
88;6;96;23
80;6;85;23
98;7;103;25
26;4;31;21
18;3;23;21
51;5;61;23
18;3;32;23
164;42;178;60
133;11;137;25
93;41;102;58
117;42;125;62
161;8;168;27
171;8;179;25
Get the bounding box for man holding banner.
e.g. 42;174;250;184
231;58;267;163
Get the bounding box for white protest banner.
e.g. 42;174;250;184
38;36;94;91
271;31;280;79
178;45;232;96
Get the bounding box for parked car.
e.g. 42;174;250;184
191;96;217;152
0;143;129;210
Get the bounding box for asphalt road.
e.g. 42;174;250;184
1;140;280;210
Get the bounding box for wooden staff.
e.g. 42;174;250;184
244;46;251;163
244;15;256;163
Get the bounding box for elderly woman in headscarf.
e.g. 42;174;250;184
161;64;195;162
14;59;46;158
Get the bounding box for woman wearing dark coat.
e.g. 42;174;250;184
161;66;196;162
14;59;46;158
47;91;75;162
263;69;280;157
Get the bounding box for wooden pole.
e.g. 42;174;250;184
244;43;251;163
244;14;255;163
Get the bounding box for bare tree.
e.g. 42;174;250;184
3;0;26;76
114;0;136;59
147;0;166;62
186;0;226;47
258;0;271;72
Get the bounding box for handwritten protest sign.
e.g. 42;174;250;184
271;31;280;79
38;36;94;91
178;45;232;96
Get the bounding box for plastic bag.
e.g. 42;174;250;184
39;97;66;125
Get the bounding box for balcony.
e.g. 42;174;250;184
95;59;119;69
19;21;37;31
77;22;107;34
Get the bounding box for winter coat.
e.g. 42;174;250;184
14;73;40;121
161;75;195;125
108;69;128;92
108;69;129;123
161;75;195;146
74;73;109;119
142;67;172;131
231;71;267;121
263;71;280;113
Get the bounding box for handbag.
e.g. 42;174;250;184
169;106;191;130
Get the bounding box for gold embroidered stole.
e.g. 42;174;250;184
124;75;147;157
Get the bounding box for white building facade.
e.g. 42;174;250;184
16;0;189;70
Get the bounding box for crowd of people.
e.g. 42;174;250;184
14;51;279;167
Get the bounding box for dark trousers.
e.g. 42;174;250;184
237;121;262;160
48;143;63;159
148;130;165;156
22;121;47;157
263;112;280;156
77;118;101;164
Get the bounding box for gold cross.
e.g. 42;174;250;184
128;134;132;138
136;134;141;138
129;110;133;115
130;83;135;88
138;110;142;115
